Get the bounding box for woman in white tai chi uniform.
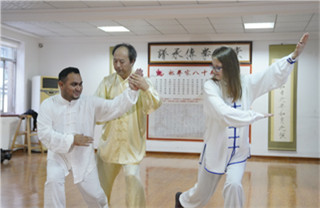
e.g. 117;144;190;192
175;33;309;208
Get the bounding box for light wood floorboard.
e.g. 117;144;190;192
1;150;319;208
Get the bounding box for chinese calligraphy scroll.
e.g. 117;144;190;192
268;44;297;151
147;64;252;141
149;42;252;64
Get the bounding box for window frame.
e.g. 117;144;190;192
0;45;17;114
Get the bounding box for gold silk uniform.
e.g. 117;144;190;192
95;72;161;207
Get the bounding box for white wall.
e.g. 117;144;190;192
2;26;319;158
36;39;150;95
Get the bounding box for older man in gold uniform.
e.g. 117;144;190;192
95;43;162;208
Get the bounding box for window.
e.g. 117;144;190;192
0;45;17;113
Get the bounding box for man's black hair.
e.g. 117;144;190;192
112;43;137;63
58;67;80;82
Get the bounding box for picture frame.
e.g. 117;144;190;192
147;40;253;143
147;64;211;141
148;41;252;64
268;44;297;151
147;64;252;142
109;46;115;74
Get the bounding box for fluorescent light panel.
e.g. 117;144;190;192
244;22;274;29
98;26;130;32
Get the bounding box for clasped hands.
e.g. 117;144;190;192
128;68;149;91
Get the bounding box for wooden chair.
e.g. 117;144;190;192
11;115;44;155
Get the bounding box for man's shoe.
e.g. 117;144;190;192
175;192;183;208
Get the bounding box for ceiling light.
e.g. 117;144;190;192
98;26;130;32
244;22;274;29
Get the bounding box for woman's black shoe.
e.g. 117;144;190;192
175;192;183;208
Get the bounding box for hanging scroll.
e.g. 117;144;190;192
268;44;297;151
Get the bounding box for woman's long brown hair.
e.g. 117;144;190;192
212;46;242;102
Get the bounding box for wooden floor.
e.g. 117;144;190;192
1;150;319;208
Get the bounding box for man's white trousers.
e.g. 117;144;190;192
44;159;108;208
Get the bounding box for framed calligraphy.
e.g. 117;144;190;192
147;64;252;141
268;44;297;151
147;65;211;141
148;41;252;64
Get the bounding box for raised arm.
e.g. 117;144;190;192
94;88;139;123
248;33;309;101
292;32;309;59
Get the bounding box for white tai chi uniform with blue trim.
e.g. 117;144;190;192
180;54;297;208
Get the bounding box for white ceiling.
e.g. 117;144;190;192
1;1;319;38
